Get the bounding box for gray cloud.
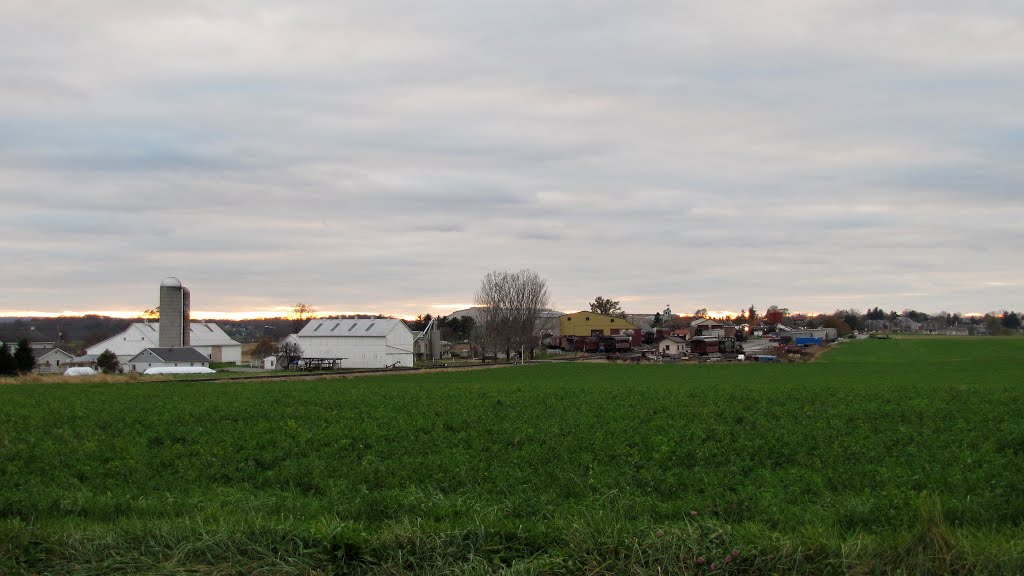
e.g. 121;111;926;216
1;1;1022;317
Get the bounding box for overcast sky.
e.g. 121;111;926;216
1;1;1022;319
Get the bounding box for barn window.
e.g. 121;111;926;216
586;317;590;321
611;319;615;323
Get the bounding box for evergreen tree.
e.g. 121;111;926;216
0;342;15;376
1002;311;1021;330
96;349;120;374
13;338;35;374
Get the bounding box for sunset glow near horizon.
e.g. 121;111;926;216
0;306;891;322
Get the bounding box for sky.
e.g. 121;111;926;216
1;1;1022;320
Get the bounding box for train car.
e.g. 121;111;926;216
690;336;720;355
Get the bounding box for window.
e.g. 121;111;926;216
586;317;590;321
611;319;615;323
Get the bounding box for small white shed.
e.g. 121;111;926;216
658;336;687;356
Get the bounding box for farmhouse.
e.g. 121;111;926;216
659;336;687;357
126;347;211;372
33;348;76;374
689;318;737;339
85;322;242;364
292;318;414;369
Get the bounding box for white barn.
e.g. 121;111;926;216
294;318;414;369
85;322;243;364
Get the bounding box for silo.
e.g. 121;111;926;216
159;277;190;347
430;327;441;360
181;286;190;346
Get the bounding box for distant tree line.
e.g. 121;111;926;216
406;314;477;342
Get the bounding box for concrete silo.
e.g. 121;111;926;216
159;277;191;347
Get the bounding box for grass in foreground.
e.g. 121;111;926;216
1;338;1023;574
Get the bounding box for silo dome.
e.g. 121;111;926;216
161;277;182;288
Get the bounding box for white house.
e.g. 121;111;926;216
126;347;211;372
658;336;687;357
34;348;76;374
85;322;242;364
293;318;414;369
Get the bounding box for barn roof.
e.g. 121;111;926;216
298;318;409;338
130;347;210;363
86;322;239;355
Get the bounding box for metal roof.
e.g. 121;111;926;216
298;318;409;338
85;322;240;360
131;347;210;363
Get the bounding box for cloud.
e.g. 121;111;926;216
1;1;1022;317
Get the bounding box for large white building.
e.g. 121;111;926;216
292;318;414;369
85;322;242;364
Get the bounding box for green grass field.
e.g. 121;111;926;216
2;338;1023;574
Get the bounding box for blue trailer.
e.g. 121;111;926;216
795;337;823;346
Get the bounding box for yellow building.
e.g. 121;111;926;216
558;312;639;337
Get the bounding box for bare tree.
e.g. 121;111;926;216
475;269;550;361
277;340;304;370
251;337;278;364
290;302;318;333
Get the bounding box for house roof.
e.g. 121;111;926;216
87;322;239;355
130;347;210;363
36;348;75;360
691;318;733;327
298;318;410;338
659;336;687;344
